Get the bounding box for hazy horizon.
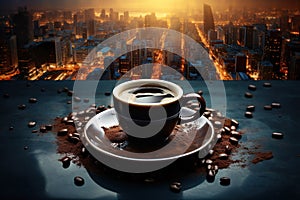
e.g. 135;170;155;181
0;0;299;12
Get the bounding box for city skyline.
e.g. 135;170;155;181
0;0;299;12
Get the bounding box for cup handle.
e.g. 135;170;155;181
179;93;206;124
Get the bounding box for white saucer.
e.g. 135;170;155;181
81;108;217;173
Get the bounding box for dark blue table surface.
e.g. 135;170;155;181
0;80;300;199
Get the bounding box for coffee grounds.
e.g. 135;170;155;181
47;107;273;183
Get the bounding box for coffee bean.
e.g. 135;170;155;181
81;147;88;156
229;137;239;145
272;132;284;139
45;124;52;130
67;101;72;104
231;119;239;127
264;105;272;110
205;159;213;165
217;133;222;142
248;84;256;91
58;128;68;136
214;121;223;128
231;131;242;139
57;89;63;94
18;104;26;110
245;111;253;118
206;170;216;182
218;153;229;160
40;126;47;133
32;129;38;133
3;93;10;98
104;92;111;96
73;132;80;138
271;102;281;108
107;105;113;109
28;121;36;128
170;182;181;193
74;176;85;186
207;164;212;170
9;126;14;131
74;97;81;102
246;105;255;112
214;165;219;172
63;87;69;92
29;98;38;103
67;90;74;96
69;136;80;144
263;82;272;87
197;90;203;96
66;120;74;125
220;177;231;186
230;126;236;131
245;92;253;98
225;145;232;154
204;111;211;118
62;156;71;168
41;88;45;92
24;146;29;150
208;149;214;156
144;178;155;183
224;127;231;134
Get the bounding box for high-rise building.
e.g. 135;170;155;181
12;7;33;49
285;39;300;80
263;30;282;74
145;13;157;27
73;14;78;35
259;60;273;80
100;9;106;19
0;16;18;74
203;4;215;37
124;11;129;22
84;9;95;38
235;53;247;72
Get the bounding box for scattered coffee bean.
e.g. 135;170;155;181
83;98;90;103
197;90;203;96
18;104;26;110
41;88;45;92
63;87;69;92
207;164;212;170
32;130;38;133
204;111;211;118
9;126;14;131
230;126;236;131
81;147;88;156
28;121;36;128
107;105;113;109
214;165;219;172
62;156;71;168
29;98;38;103
67;90;74;96
263;82;272;87
208;149;214;156
45;124;52;130
104;92;111;96
144;178;155;183
245;92;253;98
40;126;47;133
73;132;80;138
205;159;213;165
245;111;253;118
66;120;74;125
248;84;256;91
74;97;81;102
246;105;255;112
67;101;72;104
74;176;85;186
272;132;284;139
271;102;281;108
220;177;231;186
170;182;181;193
231;131;242;139
214;121;222;128
231;119;239;127
224;127;231;134
218;153;229;160
229;137;239;145
225;145;232;154
217;133;222;142
24;146;29;150
3;93;10;98
57;128;68;136
206;170;216;182
264;105;272;110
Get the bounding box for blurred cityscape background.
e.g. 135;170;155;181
0;0;299;80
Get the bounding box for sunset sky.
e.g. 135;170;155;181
0;0;299;11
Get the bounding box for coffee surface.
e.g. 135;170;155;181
119;86;175;104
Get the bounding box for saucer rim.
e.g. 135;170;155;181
82;108;215;162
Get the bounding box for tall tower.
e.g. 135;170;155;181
84;8;95;38
203;4;215;37
12;7;33;49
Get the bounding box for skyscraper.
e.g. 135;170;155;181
84;9;95;38
203;4;215;37
12;7;33;49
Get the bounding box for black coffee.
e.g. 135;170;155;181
119;86;175;104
